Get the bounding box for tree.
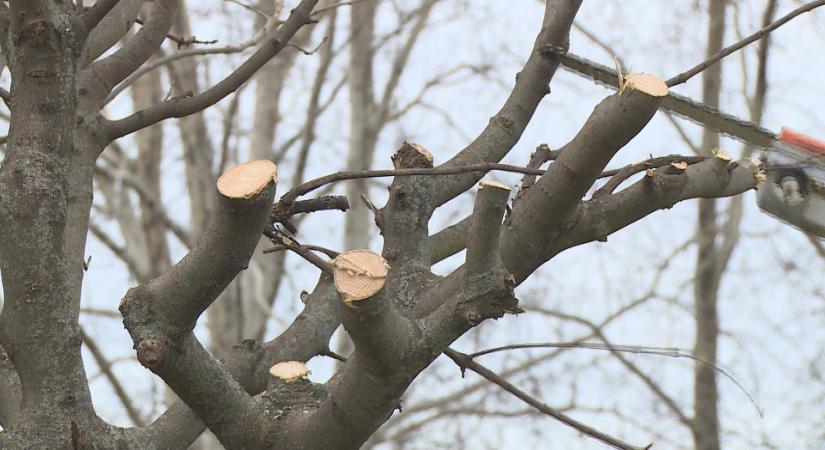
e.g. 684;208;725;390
1;0;808;448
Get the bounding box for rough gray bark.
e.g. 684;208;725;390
0;1;769;448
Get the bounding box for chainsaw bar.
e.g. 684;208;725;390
557;52;778;149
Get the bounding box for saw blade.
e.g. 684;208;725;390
557;52;778;149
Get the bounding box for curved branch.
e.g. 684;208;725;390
106;0;319;140
82;0;181;100
80;0;122;33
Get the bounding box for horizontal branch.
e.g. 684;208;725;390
549;157;761;258
279;163;544;203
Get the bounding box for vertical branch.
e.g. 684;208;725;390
133;60;173;279
464;180;510;277
693;2;727;450
344;0;377;250
0;3;94;443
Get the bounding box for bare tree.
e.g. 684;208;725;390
0;0;807;449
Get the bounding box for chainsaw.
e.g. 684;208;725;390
558;52;825;238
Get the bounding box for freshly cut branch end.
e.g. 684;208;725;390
712;147;732;161
269;361;310;382
217;160;278;199
331;250;390;307
751;158;767;185
624;73;668;97
478;179;511;191
392;141;434;168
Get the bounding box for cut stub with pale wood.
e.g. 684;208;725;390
465;179;511;277
331;250;390;308
217;160;278;199
623;73;669;97
391;141;433;169
269;361;310;382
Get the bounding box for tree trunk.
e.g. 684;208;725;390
692;1;726;449
344;0;377;251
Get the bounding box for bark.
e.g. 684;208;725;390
0;3;94;447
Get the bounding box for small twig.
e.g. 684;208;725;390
360;193;379;216
288;36;328;55
518;143;561;195
270;195;349;235
264;243;339;259
311;0;367;17
319;349;348;362
667;0;825;87
225;0;270;18
0;87;10;108
134;17;219;49
263;228;334;273
444;348;651;450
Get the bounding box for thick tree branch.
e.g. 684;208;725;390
121;161;276;330
80;0;142;67
464;180;510;278
433;0;582;206
123;273;342;449
120;161;277;447
502;75;668;282
549;157;761;259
